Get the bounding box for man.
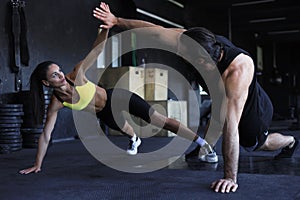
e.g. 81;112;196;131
94;2;298;193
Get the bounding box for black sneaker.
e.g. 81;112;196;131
275;137;299;159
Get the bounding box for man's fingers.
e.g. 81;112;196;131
225;183;238;193
210;181;217;189
231;183;238;192
211;179;238;193
214;180;223;192
218;182;231;193
221;182;229;193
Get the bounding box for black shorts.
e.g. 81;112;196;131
238;83;273;151
97;88;155;133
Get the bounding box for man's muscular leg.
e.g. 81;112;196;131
258;132;298;159
258;133;295;151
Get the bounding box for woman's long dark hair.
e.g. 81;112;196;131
30;61;56;125
181;27;223;64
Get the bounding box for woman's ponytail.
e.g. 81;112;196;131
29;61;55;125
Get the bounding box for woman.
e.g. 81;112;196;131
19;13;217;175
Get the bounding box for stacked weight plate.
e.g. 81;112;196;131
0;104;24;154
21;89;52;148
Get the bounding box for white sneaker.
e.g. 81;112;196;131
127;137;141;155
198;143;218;163
198;151;218;163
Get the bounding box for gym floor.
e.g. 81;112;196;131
0;122;299;200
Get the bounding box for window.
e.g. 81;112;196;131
111;34;122;67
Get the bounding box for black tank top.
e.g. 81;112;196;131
216;35;257;116
214;36;273;136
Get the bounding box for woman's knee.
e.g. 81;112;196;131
149;111;166;126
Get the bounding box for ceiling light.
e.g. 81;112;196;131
232;0;275;7
249;17;286;23
167;0;184;8
268;29;300;35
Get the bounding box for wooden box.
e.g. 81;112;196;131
167;101;187;137
145;68;168;101
98;66;145;98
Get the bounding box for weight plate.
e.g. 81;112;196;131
10;144;22;151
0;128;20;133
0;108;23;112
0;116;21;120
0;138;22;144
0;124;21;128
0;132;22;139
0;112;24;116
0;135;22;140
0;104;23;108
5;142;22;148
0;119;23;124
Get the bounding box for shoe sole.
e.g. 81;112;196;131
198;155;218;163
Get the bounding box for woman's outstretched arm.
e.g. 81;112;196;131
70;28;109;83
19;98;63;174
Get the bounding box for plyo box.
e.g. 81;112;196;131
98;66;145;98
145;68;168;101
167;101;188;137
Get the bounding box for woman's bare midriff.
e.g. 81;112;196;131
91;86;107;113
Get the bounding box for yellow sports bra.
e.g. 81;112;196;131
54;78;96;110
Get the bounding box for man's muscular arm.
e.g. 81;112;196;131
93;2;184;49
211;54;254;193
